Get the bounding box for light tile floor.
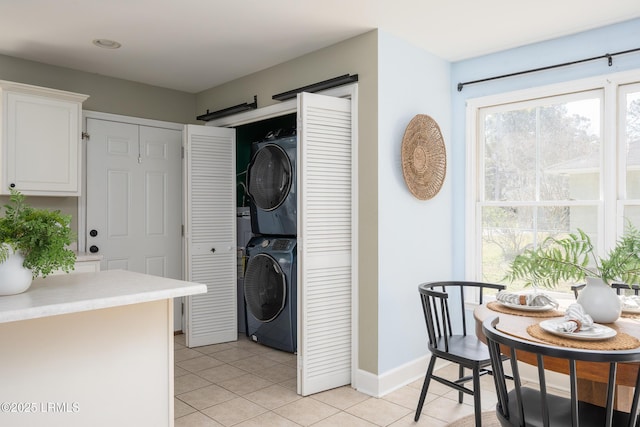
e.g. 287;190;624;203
173;334;501;426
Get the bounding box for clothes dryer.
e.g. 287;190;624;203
246;129;297;236
244;235;296;353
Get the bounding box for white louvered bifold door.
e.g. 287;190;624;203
297;92;355;395
184;125;237;347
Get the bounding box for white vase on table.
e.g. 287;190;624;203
576;277;621;323
0;246;33;296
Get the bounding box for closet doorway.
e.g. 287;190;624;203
196;86;359;396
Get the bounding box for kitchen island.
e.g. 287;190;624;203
0;270;206;427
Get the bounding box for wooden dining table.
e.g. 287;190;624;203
474;302;640;411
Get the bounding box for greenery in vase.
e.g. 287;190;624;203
505;224;640;288
0;188;76;278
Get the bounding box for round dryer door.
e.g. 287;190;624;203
247;144;292;211
244;253;287;322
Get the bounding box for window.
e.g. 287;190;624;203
621;83;640;226
466;72;640;294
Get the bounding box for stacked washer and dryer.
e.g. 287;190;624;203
243;128;298;353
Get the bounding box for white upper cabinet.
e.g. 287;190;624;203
0;81;88;196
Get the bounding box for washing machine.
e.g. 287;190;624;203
246;129;297;236
244;235;297;353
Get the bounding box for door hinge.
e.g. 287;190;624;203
81;132;90;140
181;146;185;159
181;224;184;236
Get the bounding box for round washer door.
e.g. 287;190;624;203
247;144;292;211
244;253;287;322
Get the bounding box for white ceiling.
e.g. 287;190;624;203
1;0;639;93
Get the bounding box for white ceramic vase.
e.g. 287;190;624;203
0;247;33;296
576;277;621;323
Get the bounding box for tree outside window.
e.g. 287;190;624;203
478;92;602;292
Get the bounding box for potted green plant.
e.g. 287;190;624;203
505;225;640;322
0;188;76;295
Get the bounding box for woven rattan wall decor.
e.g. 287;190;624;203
401;114;446;200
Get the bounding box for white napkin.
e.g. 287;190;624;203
496;291;559;309
620;295;640;311
556;303;594;333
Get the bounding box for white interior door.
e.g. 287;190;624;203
297;92;356;395
183;124;237;347
86;117;183;316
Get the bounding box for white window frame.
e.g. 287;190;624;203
465;69;640;285
618;81;640;236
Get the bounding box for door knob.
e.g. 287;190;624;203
89;245;99;253
89;229;98;237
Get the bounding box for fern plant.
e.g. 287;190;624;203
505;225;640;288
0;188;76;278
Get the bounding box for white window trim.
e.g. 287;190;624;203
617;82;640;237
464;68;640;282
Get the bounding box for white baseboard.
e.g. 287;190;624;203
355;353;450;397
354;354;569;398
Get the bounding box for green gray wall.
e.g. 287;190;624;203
0;54;197;124
197;30;380;375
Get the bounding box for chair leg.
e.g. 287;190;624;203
458;364;464;403
415;355;437;422
473;367;482;427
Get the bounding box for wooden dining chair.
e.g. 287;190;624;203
483;315;640;427
415;281;507;425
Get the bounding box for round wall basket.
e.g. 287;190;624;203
401;114;446;200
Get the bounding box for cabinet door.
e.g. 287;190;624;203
4;92;81;195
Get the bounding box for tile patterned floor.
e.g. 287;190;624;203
173;334;500;426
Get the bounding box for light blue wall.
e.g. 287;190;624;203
450;18;640;277
377;31;452;373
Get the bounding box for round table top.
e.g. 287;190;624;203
474;303;640;343
473;302;640;387
474;303;640;345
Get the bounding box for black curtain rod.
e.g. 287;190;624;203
272;74;359;101
196;95;258;122
457;47;640;92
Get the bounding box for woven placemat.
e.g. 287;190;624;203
487;301;564;318
526;324;640;350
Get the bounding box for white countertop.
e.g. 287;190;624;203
74;251;102;262
0;270;207;324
